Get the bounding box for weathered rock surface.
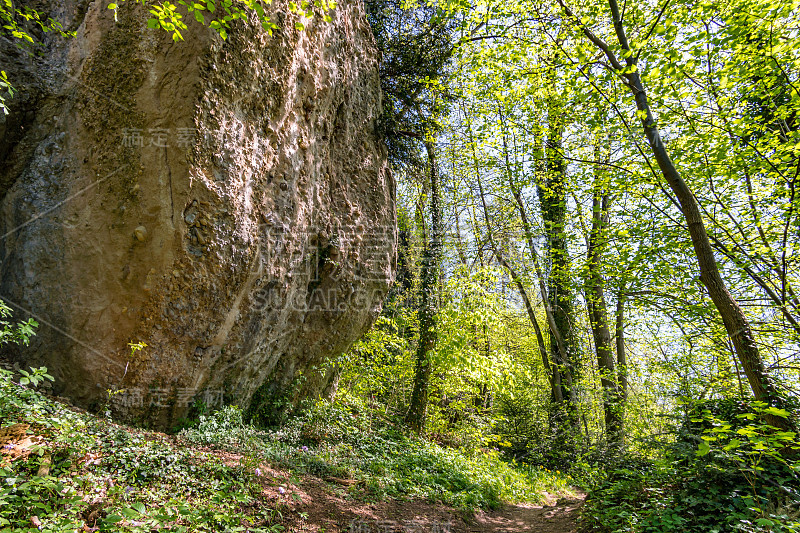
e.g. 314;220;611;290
0;0;395;426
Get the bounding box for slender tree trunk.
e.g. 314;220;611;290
503;252;562;401
474;167;560;402
481;323;493;409
606;0;783;415
504;155;574;407
586;187;623;446
464;106;563;403
629;92;779;405
494;106;578;413
406;141;442;433
536;93;581;429
615;291;628;403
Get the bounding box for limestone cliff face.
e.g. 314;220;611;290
0;0;395;425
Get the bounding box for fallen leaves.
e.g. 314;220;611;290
0;423;39;466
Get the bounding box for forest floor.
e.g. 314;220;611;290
231;454;585;533
1;368;583;532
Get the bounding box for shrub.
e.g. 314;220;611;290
581;400;800;533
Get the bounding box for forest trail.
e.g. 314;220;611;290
257;466;586;533
470;496;585;533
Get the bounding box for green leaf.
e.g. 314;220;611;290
763;407;790;418
697;441;711;456
121;508;139;519
722;439;741;451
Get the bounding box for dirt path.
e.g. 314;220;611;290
470;496;585;533
256;470;585;533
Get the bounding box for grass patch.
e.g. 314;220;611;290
0;367;573;531
182;399;575;510
0;368;284;532
578;401;800;533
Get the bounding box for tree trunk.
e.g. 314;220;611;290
494;102;580;431
504;162;574;408
608;0;782;413
537;93;581;428
586;186;623;446
615;291;628;404
405;141;443;433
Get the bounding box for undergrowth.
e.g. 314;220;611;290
579;400;800;533
1;368;573;531
0;368;284;532
181;398;575;510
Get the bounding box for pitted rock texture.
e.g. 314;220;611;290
0;0;395;426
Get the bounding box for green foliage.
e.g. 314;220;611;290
0;371;284;532
336;313;416;409
244;372;310;428
689;399;800;463
182;398;574;510
0;0;72;44
16;367;54;388
365;0;461;166
493;388;550;460
187;404;248;441
4;0;800;530
0;300;38;347
245;382;291;428
0;1;75;113
0;70;13;116
581;400;800;532
0;300;277;532
109;0;335;40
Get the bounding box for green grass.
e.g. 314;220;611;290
0;368;282;532
0;368;574;532
182;400;575;510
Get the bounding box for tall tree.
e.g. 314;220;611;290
366;0;464;432
495;104;580;426
555;0;793;430
584;146;623;446
406;141;444;432
537;79;582;427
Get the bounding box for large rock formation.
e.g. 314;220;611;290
0;0;395;426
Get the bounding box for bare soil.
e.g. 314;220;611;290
249;464;585;533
